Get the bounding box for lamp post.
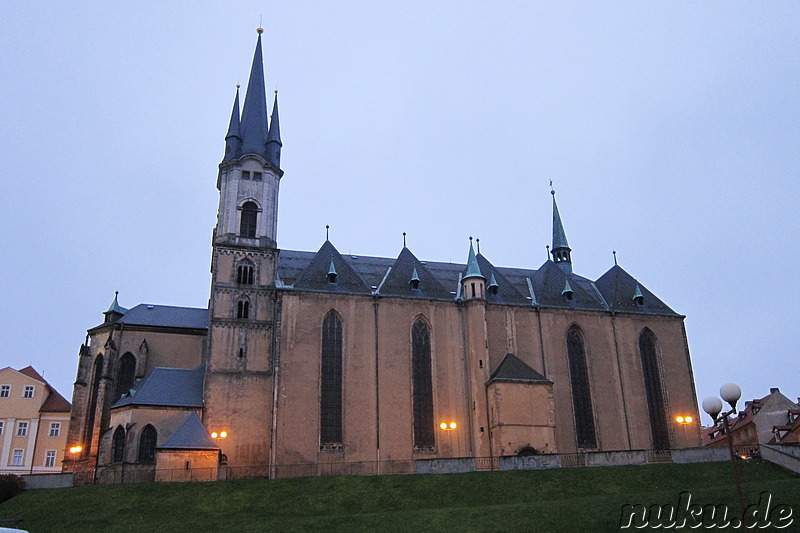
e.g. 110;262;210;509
702;382;745;520
675;415;694;445
439;421;457;456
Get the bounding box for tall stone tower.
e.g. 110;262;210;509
204;28;282;466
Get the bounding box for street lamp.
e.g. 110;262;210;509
68;445;83;472
703;382;745;519
439;422;457;431
675;415;694;444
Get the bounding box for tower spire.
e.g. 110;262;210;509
266;89;282;167
239;29;269;160
222;85;242;161
550;186;573;275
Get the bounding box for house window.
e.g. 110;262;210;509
566;326;597;449
112;426;126;463
640;328;669;450
116;353;136;401
49;422;61;437
237;264;254;285
17;422;28;437
236;300;250;319
253;171;262;181
0;421;4;435
0;385;9;397
44;450;56;468
241;170;251;180
412;319;434;450
138;425;157;464
23;386;34;398
11;450;23;466
320;311;343;447
239;201;258;238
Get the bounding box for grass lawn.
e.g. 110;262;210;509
0;460;797;532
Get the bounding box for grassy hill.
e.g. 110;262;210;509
1;460;797;532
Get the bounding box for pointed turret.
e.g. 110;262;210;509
240;30;270;160
222;85;242;162
266;90;282;168
550;188;573;275
462;237;486;300
103;291;129;323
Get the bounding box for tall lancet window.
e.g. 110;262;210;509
412;319;434;450
240;201;258;238
320;311;343;447
566;326;597;449
639;328;669;450
115;353;136;401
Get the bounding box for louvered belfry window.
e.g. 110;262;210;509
640;328;669;450
567;327;597;449
237;264;254;285
320;311;343;447
240;201;258;238
412;319;434;450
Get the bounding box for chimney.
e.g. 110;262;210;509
770;387;780;394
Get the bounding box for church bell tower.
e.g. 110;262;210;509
204;27;282;466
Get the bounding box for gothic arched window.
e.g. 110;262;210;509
138;425;157;464
640;328;669;450
566;326;597;449
115;353;136;401
240;201;258;238
412;319;434;450
236;300;250;319
112;426;126;463
320;311;343;447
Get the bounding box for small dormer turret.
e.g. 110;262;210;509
462;237;486;300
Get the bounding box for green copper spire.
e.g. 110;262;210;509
464;237;484;280
327;260;337;276
107;291;128;315
550;187;573;275
411;267;420;282
488;271;499;289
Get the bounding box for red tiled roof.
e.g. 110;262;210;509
16;366;71;413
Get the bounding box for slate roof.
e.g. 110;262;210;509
595;265;678;316
487;354;551;384
275;242;680;316
112;365;205;408
115;304;209;329
158;412;219;450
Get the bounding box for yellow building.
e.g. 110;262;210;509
0;366;71;474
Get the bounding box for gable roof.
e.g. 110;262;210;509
595;265;678;316
158;412;219;450
112;365;205;408
275;245;680;316
16;366;72;413
377;247;452;299
291;240;372;294
488;354;552;384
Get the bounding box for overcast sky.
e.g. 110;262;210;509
1;2;798;425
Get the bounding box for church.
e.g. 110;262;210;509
65;29;701;480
